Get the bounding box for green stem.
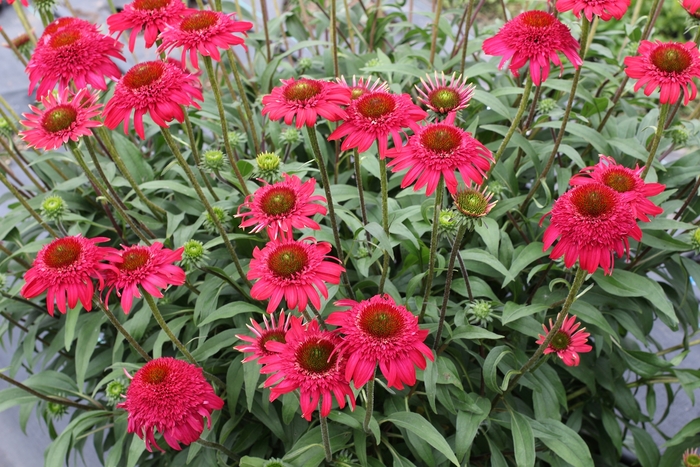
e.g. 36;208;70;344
0;169;57;238
331;0;339;77
458;0;475;75
363;369;376;434
429;0;444;66
226;49;261;155
202;56;250;196
12;2;36;45
142;291;196;364
195;439;239;462
353;149;371;243
160;128;249;285
259;0;272;62
419;177;444;321
305;127;355;299
378;157;391;294
0;28;28;66
0;372;97;411
182;112;220;202
96;300;151;361
0;136;46;193
433;223;467;349
320;415;332;462
640;104;670;180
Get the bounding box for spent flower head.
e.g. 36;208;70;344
41;194;67;220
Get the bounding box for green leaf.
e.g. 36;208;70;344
75;312;104;389
364;222;395;260
112;133;154;183
64;304;82;352
460;249;514;283
632;426;660;467
483;345;512;394
501;303;549;325
510;410;536;467
199;302;265;326
126;433;147;467
536;121;610;154
243;361;260;412
383;412;459;466
455;396;490;462
506;242;548;285
531;419;594;467
448;324;503;342
665;418;700;447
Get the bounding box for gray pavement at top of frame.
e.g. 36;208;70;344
0;1;698;466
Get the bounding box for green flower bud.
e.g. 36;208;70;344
32;0;57;14
467;300;494;327
263;459;292;467
204;206;229;233
227;131;244;146
538;98;557;114
692;228;700;253
437;208;459;237
669;125;690;146
298;57;312;72
255;152;281;183
41;194;67;220
181;239;208;268
355;246;370;259
488;181;505;198
0;118;12;138
0;274;7;290
280;128;300;145
333;449;359;466
105;380;126;406
46;401;68;419
201;149;227;172
365;58;381;68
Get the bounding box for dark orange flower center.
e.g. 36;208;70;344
454;189;488;217
132;0;170;9
550;331;571;351
41;105;77;133
296;338;336;373
49;29;81;49
428;88;460;112
356;93;396;119
259;330;286;354
521;10;556;28
44;17;76;35
259;187;296;216
119;248;150;271
358;303;403;339
123;62;165;89
44;237;82;269
142;363;169;384
650;44;692;73
420;124;462;153
181;10;219;31
570;184;616;217
350;87;367;100
283;79;323;101
268;244;308;278
602;169;635;193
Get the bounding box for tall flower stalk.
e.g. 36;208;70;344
419;178;444;321
641;104;670;180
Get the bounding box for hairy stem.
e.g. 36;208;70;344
363;369;376;434
433;224;467;349
419;178;444;321
640;104;669;180
96;300;151;362
378;157;391;293
226;49;261;155
429;0;444;66
0;169;57;238
320;415;333;462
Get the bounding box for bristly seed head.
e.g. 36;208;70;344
570;184;616;218
181;11;219;32
651;44;692;73
41;106;77;133
267;244;308;278
123;62;165;90
295;338;337;373
44;237;82;269
283;79;323;102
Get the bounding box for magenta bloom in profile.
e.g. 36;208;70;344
556;0;630;22
327;294;434;390
103;60;203;139
104;242;185;314
542;183;642;275
248;237;345;313
328;91;427;158
26;25;124;97
482;10;582;86
19;87;102;151
536;314;592;367
159;9;253;69
236;174;327;239
20;236;120;317
262;77;351;128
570;155;664;222
416;71;475;114
235;311;291;363
118;357;224;452
386;113;493;196
259;317;356;420
107;0;187;52
336;75;389;100
684;0;700;15
624;40;700;105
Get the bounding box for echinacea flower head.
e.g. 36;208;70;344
683;0;700;15
261;77;351;128
235;311;291;363
328;91;428;158
536;314;592;366
26;25;124;98
556;0;630;22
20;235;120;316
570;155;664;222
19;87;102;151
336;75;389;100
158;9;253;69
482;10;582;86
542;182;642;275
452;183;498;221
236;174;327;239
624;41;700;105
104;242;185;314
248;237;345;313
117;357;224;452
327;294;434;390
40;17;100;39
684;448;700;467
107;0;187;52
416;71;475;114
103;60;203;139
259;317;356;420
386;113;493;196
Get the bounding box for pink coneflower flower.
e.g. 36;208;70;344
336;75;389;100
4;0;29;6
20;236;120;317
328;91;427;158
158;9;253;69
386;113;493;196
327;294;434;390
26;26;124;98
103;60;203;139
236;174;327;239
107;0;187;52
542;183;642;275
117;357;224;452
39;17;100;41
416;71;475;114
624;40;700;105
261;77;351;128
19;87;102;151
556;0;630;22
104;242;185;314
482;10;582;86
536;314;592;367
259;317;355;420
235;311;290;363
248;237;345;313
683;0;700;15
570;155;664;222
684;448;700;467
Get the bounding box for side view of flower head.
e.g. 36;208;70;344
337;75;389;100
556;0;631;22
235;311;290;363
